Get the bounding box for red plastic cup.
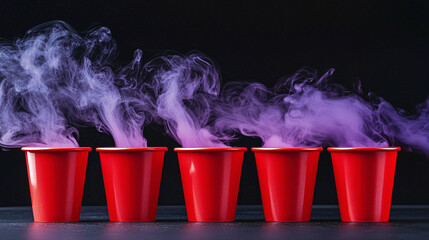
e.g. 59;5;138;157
175;147;246;222
96;147;167;222
22;147;91;222
252;147;322;222
328;147;401;222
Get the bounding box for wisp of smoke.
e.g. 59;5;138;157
2;21;428;153
216;68;391;147
68;30;152;147
0;21;152;148
0;21;80;147
378;99;429;156
146;53;227;147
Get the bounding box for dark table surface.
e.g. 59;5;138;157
1;205;429;240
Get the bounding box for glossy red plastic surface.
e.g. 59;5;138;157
175;147;246;222
97;147;167;222
328;147;400;222
252;147;322;222
22;147;91;222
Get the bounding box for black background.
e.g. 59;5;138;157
0;0;428;206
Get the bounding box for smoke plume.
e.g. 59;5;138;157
0;21;152;148
216;68;391;147
146;53;227;147
2;21;428;154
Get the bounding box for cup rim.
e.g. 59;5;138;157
252;147;323;152
21;147;92;152
327;147;401;151
96;147;168;152
174;147;247;152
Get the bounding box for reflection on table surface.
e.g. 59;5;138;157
0;206;426;240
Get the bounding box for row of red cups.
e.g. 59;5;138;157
21;146;400;223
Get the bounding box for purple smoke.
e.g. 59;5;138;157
0;21;151;148
216;68;391;147
146;53;227;147
379;100;429;155
67;31;152;147
2;21;428;153
0;22;79;147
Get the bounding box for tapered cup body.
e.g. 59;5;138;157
328;147;400;222
253;147;322;222
97;147;167;222
175;147;246;222
22;147;91;222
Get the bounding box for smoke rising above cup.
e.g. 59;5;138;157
216;68;392;147
378;99;429;156
145;53;228;147
0;22;80;147
69;36;152;147
0;21;152;148
1;20;428;154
